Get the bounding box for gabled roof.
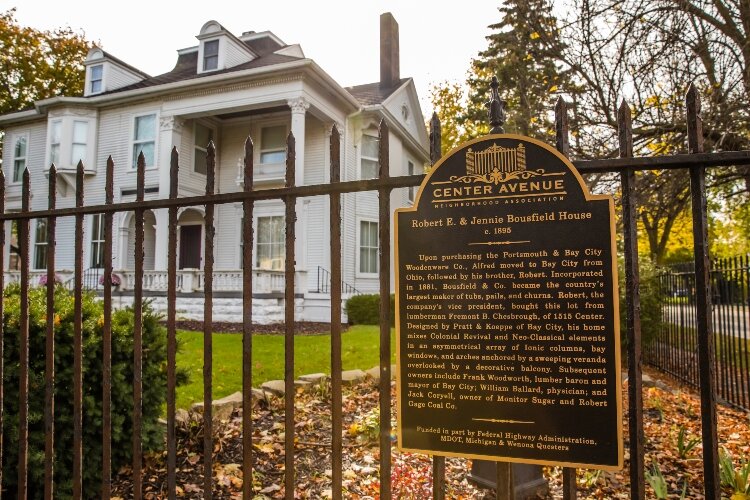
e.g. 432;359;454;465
90;49;152;80
346;78;409;106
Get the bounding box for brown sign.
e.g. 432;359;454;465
395;135;622;469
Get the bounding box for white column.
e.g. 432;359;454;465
156;116;184;271
288;98;309;271
152;209;169;270
158;116;184;198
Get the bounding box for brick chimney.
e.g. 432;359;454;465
380;12;400;88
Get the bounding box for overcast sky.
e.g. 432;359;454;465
5;0;502;117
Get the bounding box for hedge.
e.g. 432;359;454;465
345;293;395;326
1;284;187;499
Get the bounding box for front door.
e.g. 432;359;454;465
179;225;202;269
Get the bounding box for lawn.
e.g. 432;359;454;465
176;325;396;410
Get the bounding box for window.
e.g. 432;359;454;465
13;136;27;183
34;219;48;270
90;214;106;268
256;215;285;270
260;126;286;164
203;40;219;71
360;135;379;179
71;121;88;166
408;160;416;203
90;64;103;94
194;123;213;174
132;114;156;168
359;220;378;274
49;121;61;166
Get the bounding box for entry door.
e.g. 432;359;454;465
179;225;202;269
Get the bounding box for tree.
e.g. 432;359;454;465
0;9;92;139
546;0;750;263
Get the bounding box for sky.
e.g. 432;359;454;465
4;0;502;117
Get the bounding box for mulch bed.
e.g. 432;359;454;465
169;321;348;336
111;367;750;499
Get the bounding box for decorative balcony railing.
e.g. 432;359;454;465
4;268;307;294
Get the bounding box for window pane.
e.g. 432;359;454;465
71;144;87;165
194;148;208;174
73;121;88;143
34;220;48;270
50;122;61;143
195;123;212;147
361;159;378;180
134;114;156;141
133;142;155;167
261;126;286;150
91;64;103;80
91;80;102;93
260;151;286;164
256;216;285;270
204;40;219;56
362;135;379;158
14;160;25;183
15;137;26;157
50;144;60;166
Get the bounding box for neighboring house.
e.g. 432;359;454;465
0;13;429;323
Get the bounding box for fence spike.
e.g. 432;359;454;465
429;112;442;165
487;76;506;134
555;96;570;157
686;83;703;154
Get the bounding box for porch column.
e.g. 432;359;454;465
288;98;309;271
158;116;184;198
152;209;169;270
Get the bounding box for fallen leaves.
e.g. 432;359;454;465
109;367;749;499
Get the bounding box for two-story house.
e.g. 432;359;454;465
0;13;429;323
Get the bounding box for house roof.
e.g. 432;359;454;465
99;50;300;95
345;78;410;106
98;36;299;96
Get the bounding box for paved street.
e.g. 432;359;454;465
664;304;750;338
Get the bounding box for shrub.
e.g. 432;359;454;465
1;284;186;499
345;293;395;326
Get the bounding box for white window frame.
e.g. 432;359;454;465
193;121;214;175
71;120;88;166
48;121;62;168
258;123;288;165
359;134;379;180
89;64;104;94
130;112;159;170
203;39;220;72
357;218;379;277
33;219;48;271
90;213;106;269
11;133;29;184
254;214;286;271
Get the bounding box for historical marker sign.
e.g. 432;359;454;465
395;135;622;469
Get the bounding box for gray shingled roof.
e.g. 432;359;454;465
345;78;409;106
98;36;298;96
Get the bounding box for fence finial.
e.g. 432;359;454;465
429;112;442;165
486;76;506;134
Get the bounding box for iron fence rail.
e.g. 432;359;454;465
0;86;747;500
650;256;750;412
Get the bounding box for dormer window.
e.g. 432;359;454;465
90;65;103;94
203;40;219;71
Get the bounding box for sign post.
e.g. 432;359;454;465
395;134;622;470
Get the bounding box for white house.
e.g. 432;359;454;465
0;14;429;323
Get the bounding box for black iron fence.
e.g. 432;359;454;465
0;84;748;500
648;256;750;411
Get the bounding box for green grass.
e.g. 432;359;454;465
176;325;395;410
